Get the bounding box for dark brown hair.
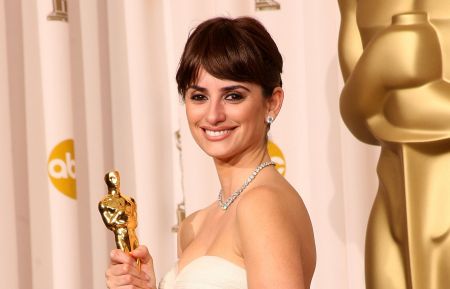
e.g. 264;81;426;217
176;16;283;98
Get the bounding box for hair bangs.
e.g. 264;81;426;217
176;17;282;98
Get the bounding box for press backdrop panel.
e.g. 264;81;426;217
0;1;379;288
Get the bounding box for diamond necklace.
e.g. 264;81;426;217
218;161;276;210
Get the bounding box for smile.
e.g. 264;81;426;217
201;127;236;141
205;129;231;137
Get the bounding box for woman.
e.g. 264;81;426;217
106;16;316;289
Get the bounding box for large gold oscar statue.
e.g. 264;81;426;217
99;171;139;254
338;1;450;288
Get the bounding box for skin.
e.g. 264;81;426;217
106;68;316;289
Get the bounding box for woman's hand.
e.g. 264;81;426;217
106;245;156;289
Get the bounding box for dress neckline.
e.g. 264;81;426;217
176;255;245;278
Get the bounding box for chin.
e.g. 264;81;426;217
199;145;236;161
191;133;236;158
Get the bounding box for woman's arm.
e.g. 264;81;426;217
236;186;314;289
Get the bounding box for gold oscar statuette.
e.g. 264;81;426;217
99;171;140;267
338;1;450;288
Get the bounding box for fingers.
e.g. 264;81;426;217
130;246;156;288
106;248;156;289
106;266;152;289
130;246;152;264
110;249;135;265
108;262;143;278
106;263;154;289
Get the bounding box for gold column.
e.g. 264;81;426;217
338;1;450;288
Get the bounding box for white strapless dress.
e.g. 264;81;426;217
159;256;247;289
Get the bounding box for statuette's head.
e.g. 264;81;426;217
105;171;120;190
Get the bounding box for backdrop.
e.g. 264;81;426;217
0;0;379;288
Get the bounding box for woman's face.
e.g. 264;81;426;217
185;68;270;161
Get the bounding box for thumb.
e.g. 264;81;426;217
130;245;153;264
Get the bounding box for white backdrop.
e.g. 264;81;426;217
0;0;379;288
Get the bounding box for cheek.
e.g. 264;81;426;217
244;107;265;125
233;107;266;133
252;109;268;134
185;104;200;125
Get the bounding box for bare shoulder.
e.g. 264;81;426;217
236;180;309;225
177;207;209;257
235;181;316;288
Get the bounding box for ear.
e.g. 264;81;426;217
265;87;284;119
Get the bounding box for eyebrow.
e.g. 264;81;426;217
221;85;250;92
188;84;251;93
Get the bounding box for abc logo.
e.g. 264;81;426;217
267;140;286;176
47;139;77;199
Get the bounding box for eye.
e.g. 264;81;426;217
224;93;244;102
189;94;208;102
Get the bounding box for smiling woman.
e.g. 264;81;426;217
105;16;316;289
184;69;277;161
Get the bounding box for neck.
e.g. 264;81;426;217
109;189;120;196
214;146;271;198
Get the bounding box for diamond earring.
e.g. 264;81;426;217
266;116;274;124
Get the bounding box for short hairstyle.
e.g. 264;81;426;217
176;16;283;99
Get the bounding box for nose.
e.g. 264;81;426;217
205;98;226;125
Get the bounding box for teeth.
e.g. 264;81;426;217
205;129;230;137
